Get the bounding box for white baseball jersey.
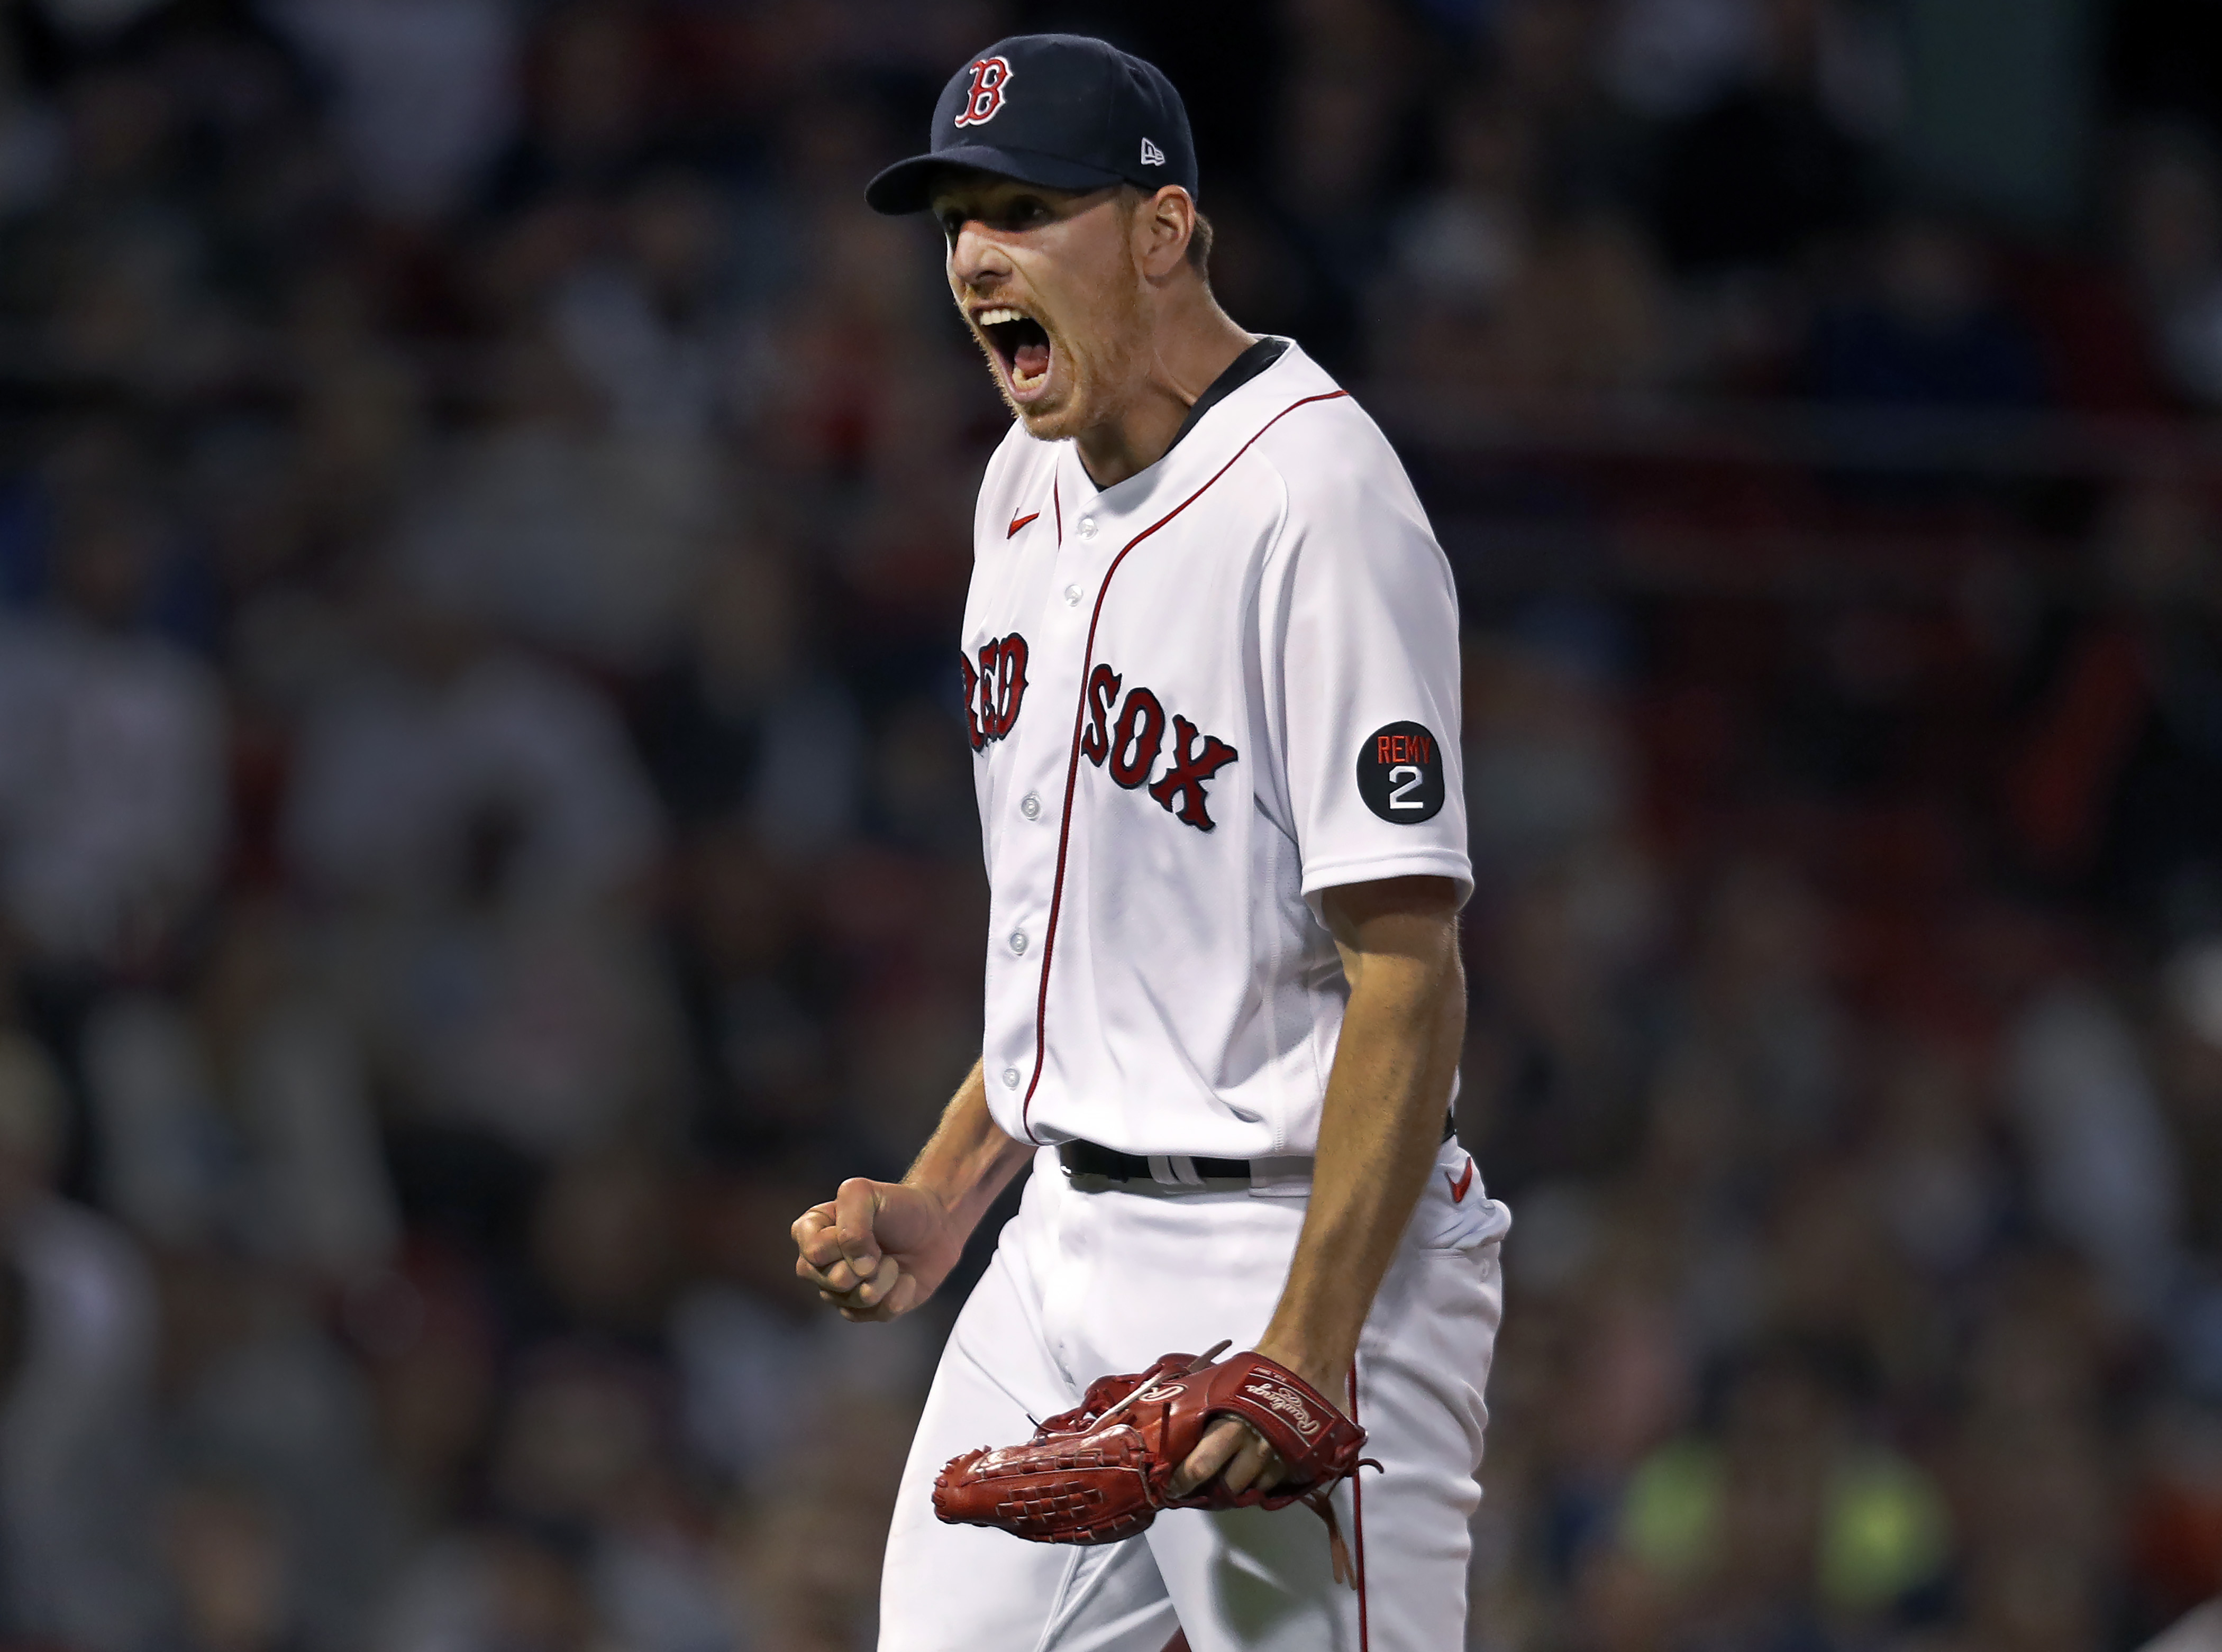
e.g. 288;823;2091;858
960;339;1471;1158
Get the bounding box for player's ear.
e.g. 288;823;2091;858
1134;186;1197;282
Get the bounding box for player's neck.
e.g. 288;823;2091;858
1072;293;1255;490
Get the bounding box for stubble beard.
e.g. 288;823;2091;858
1003;270;1153;446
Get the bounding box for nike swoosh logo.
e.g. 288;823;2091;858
1446;1160;1475;1204
1007;510;1040;537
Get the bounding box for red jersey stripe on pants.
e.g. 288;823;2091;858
1349;1363;1370;1649
877;1140;1506;1650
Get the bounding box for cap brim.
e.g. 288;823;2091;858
864;144;1129;215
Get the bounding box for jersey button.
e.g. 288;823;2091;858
1001;1067;1021;1089
1009;930;1029;956
1020;792;1042;819
1077;517;1097;540
1062;584;1083;607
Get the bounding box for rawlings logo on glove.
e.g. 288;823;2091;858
932;1343;1376;1585
1240;1377;1325;1437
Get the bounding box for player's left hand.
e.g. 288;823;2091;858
1167;1342;1356;1498
1167;1416;1287;1499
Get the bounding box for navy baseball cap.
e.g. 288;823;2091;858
864;34;1199;216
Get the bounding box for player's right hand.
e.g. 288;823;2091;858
793;1178;962;1322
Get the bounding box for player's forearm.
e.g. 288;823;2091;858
905;1059;1035;1242
1256;914;1464;1388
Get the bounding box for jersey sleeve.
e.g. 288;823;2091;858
1261;429;1472;908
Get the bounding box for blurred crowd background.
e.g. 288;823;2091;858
0;0;2217;1648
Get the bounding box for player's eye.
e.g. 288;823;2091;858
935;196;1051;241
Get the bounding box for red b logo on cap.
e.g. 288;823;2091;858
954;57;1013;126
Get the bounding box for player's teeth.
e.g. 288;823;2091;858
979;307;1022;325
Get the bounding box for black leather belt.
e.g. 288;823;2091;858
1057;1113;1456;1187
1059;1140;1256;1183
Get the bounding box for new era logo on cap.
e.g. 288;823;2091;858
1141;137;1165;166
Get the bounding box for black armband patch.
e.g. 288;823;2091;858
1356;722;1445;823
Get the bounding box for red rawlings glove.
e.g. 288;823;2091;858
932;1341;1373;1584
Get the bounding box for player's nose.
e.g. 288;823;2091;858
948;221;1013;288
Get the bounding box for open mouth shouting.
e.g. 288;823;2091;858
975;305;1053;402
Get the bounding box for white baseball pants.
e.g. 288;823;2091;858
880;1139;1508;1651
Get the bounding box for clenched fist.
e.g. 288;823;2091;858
792;1178;968;1321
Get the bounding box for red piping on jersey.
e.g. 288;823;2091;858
1019;390;1349;1138
1053;480;1062;545
1349;1361;1370;1649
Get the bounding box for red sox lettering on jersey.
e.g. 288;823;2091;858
961;633;1029;750
1076;664;1241;830
960;340;1471;1157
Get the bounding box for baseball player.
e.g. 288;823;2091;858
791;34;1510;1651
